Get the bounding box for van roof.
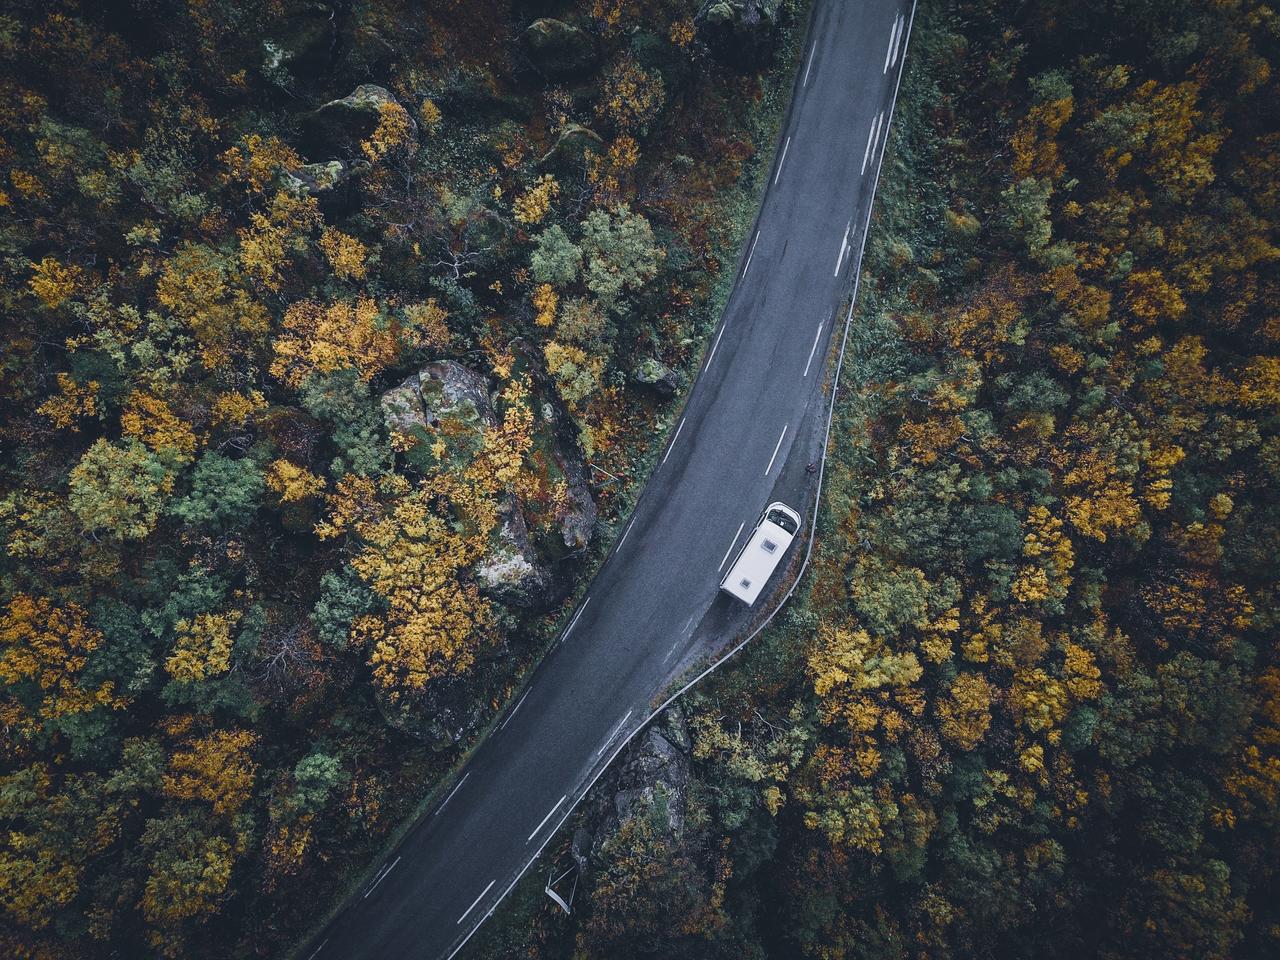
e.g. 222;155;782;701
720;505;800;605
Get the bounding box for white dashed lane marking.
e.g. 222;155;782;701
434;773;470;817
862;111;883;175
561;597;591;643
803;321;825;378
765;424;789;476
527;796;567;843
596;710;634;758
718;521;747;572
774;136;792;185
884;14;903;72
457;881;495;925
662;418;687;465
742;230;761;278
500;689;531;730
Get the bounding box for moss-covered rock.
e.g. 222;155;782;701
381;363;562;610
476;495;557;609
577;706;692;861
553;433;597;550
633;357;680;399
381;361;496;472
278;159;368;198
261;4;338;84
520;18;599;80
300;84;415;160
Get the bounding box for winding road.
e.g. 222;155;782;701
302;1;915;956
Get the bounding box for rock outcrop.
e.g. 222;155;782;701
384;673;489;748
520;18;599;81
261;3;337;84
696;0;784;71
279;158;368;198
417;360;495;424
381;360;495;466
579;707;692;860
476;495;557;608
633;357;680;399
553;434;597;550
300;84;415;160
380;362;560;609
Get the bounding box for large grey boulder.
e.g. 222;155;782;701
278;158;368;198
612;725;690;837
696;0;784;71
381;673;489;748
418;360;496;425
582;706;692;859
380;379;428;439
520;18;599;80
476;495;556;609
381;361;496;469
300;84;416;160
381;362;560;610
553;435;597;550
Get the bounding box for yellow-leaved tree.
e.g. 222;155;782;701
265;460;326;503
164;612;241;684
270;297;415;388
318;380;535;701
0;595;123;753
161;728;258;817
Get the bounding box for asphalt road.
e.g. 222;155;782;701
304;1;915;957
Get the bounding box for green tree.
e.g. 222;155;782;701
312;567;379;651
299;370;390;477
140;812;240;957
579;204;662;306
998;177;1053;255
291;751;346;814
1113;860;1248;960
169;453;264;528
530;223;583;286
68;439;173;541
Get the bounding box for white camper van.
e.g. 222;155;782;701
719;502;802;605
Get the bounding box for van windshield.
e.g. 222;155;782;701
766;508;798;535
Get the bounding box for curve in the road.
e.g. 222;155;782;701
299;2;917;958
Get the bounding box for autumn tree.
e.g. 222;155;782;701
0;596;122;753
271;297;416;389
67;439;174;541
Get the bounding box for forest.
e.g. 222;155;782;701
3;0;1279;959
0;0;797;956
469;0;1280;958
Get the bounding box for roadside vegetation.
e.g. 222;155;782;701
0;1;806;957
473;0;1280;958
